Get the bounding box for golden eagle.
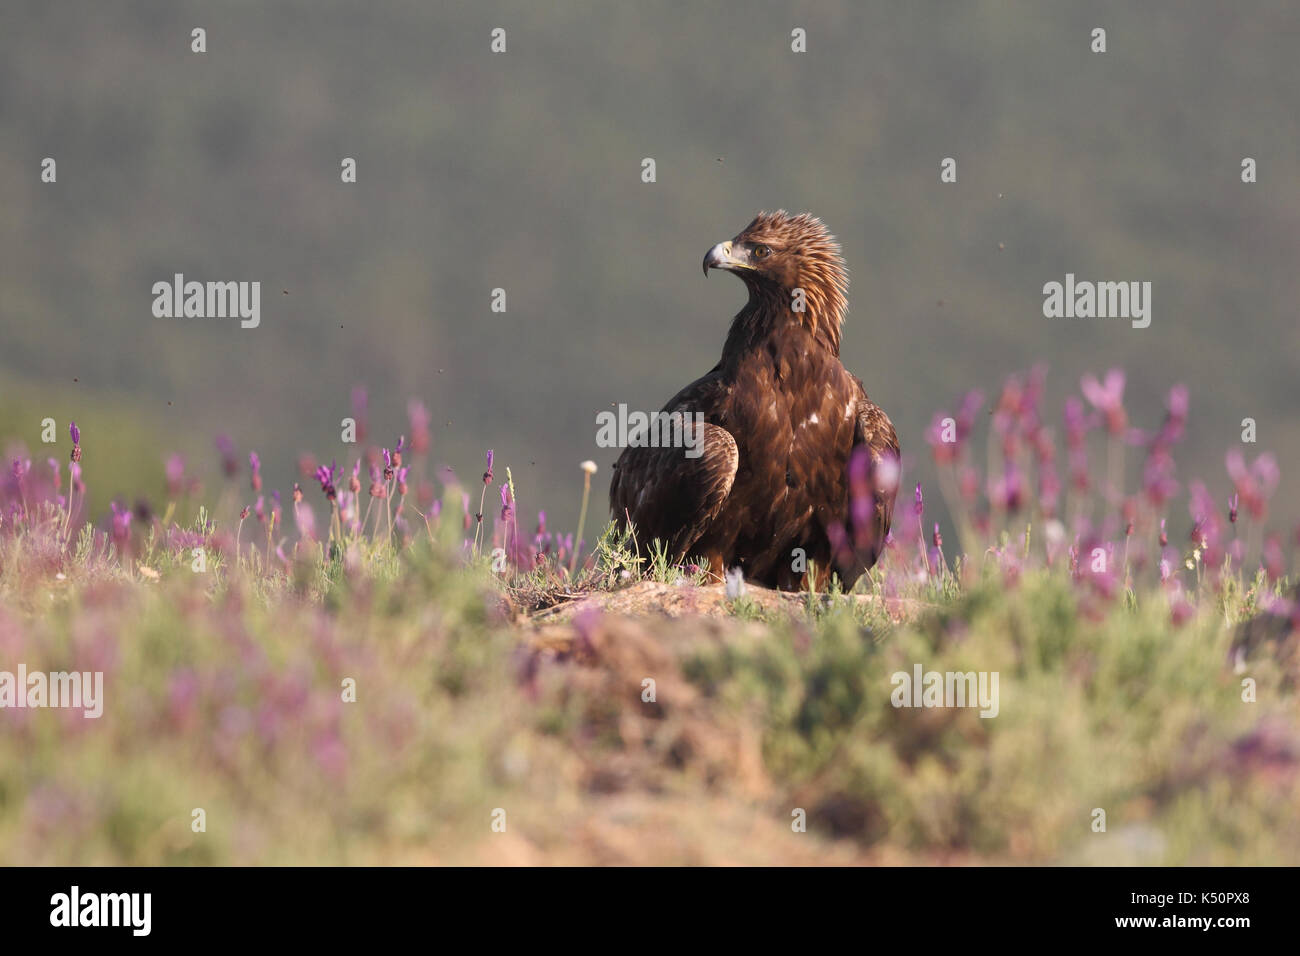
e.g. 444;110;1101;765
609;211;899;590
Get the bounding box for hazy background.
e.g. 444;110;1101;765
2;0;1297;536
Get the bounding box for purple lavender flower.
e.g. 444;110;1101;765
1021;364;1047;417
1063;397;1091;448
1263;535;1284;582
216;435;238;479
1151;385;1189;448
408;400;431;454
956;389;984;440
1038;458;1061;518
483;450;494;485
69;421;81;462
1226;449;1280;520
315;461;339;501
249;451;262;492
990;463;1023;512
992;374;1023;442
1188;481;1224;564
109;500;131;550
1142;449;1178;507
1080;369;1127;435
165;453;185;497
846;447;874;547
1068;444;1089;494
925;412;958;465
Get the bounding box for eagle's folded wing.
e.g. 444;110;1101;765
610;419;738;562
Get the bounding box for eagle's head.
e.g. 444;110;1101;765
703;210;849;352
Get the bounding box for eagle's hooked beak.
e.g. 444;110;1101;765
703;240;748;276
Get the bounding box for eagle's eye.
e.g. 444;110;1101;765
753;244;772;260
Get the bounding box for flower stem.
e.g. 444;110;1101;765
571;472;592;576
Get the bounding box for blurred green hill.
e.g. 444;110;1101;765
2;0;1297;534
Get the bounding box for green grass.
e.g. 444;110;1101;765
1;518;1294;865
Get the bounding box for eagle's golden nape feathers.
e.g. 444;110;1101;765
613;211;897;591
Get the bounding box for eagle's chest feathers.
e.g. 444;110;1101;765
715;331;853;529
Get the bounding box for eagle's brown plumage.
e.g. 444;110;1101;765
609;211;899;590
